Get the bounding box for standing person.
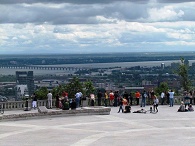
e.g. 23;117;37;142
168;90;174;107
90;94;95;106
55;93;60;109
47;91;53;109
141;90;147;107
166;91;170;105
75;91;82;108
150;89;154;98
150;89;155;105
104;91;108;107
184;92;190;108
114;91;119;107
79;92;83;107
117;98;124;113
161;91;165;105
189;91;193;104
109;90;114;106
129;92;133;105
31;93;37;110
153;95;159;112
135;91;141;105
97;90;102;106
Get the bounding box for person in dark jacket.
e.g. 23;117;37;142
97;90;102;106
118;98;124;113
55;94;60;109
32;93;37;110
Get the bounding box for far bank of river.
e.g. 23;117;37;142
1;60;195;75
37;60;195;68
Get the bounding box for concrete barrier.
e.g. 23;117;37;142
0;106;111;121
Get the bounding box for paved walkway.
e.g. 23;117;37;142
0;105;195;146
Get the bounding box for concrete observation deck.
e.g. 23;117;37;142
0;106;111;121
0;105;195;146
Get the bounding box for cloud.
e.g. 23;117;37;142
0;2;148;24
1;1;195;25
1;0;194;5
147;6;184;21
0;0;195;54
157;0;194;3
0;0;149;4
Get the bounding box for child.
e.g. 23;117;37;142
118;98;124;113
153;95;159;112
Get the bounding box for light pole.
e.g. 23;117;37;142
24;95;30;111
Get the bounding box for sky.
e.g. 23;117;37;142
0;0;195;54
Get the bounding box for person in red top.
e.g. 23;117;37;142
135;91;141;105
109;90;114;106
62;91;69;102
62;91;68;97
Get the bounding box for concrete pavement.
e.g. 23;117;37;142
0;105;195;146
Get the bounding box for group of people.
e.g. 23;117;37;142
178;91;194;112
30;89;194;113
30;90;82;110
178;101;194;112
91;89;194;114
116;90;159;113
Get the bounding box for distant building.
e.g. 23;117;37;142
184;59;189;66
15;71;34;100
161;63;165;69
171;62;180;70
16;85;28;99
142;80;152;86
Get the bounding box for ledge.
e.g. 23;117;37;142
0;106;111;121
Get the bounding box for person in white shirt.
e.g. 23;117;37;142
161;91;165;105
75;92;82;108
153;95;159;112
47;91;53;109
168;90;174;107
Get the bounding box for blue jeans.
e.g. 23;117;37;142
76;98;80;108
141;98;146;107
169;98;174;107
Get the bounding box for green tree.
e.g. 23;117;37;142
83;80;95;97
175;58;191;92
52;84;66;97
37;77;96;100
35;87;48;100
155;82;169;95
64;77;83;99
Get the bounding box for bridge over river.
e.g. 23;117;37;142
0;65;87;71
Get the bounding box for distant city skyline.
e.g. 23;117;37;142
0;0;195;54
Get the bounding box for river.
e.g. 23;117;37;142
1;60;195;75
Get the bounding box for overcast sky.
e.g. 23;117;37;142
0;0;195;54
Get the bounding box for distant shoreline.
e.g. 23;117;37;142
34;60;195;68
1;60;195;75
